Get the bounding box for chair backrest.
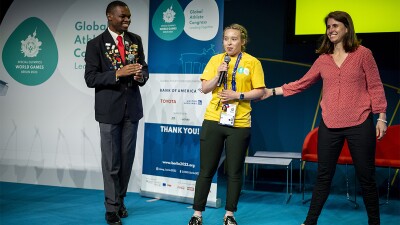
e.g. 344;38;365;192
375;124;400;168
302;128;319;162
302;127;353;164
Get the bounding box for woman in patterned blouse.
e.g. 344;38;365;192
261;11;387;225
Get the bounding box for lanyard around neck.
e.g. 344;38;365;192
224;52;242;91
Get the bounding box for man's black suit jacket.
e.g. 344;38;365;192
84;30;148;124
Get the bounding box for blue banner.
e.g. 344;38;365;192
148;0;223;74
143;123;203;180
140;0;224;207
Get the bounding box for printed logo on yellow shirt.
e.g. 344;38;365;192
237;67;250;75
243;68;250;75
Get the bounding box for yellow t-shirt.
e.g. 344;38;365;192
201;52;265;127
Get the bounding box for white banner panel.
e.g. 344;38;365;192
0;0;149;192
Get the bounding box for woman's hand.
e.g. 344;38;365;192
376;120;387;140
254;88;273;102
201;62;229;94
217;61;228;75
376;113;387;140
218;89;239;104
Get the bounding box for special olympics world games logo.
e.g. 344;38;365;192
20;29;42;57
163;6;176;23
2;17;58;86
152;0;219;41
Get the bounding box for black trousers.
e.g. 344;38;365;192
193;120;251;212
304;114;380;225
99;113;139;212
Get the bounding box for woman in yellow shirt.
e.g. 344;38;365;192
188;24;266;225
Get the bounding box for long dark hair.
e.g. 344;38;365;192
316;11;360;54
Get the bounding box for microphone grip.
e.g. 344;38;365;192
217;71;226;87
127;54;135;65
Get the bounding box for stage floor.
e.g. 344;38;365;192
1;180;399;225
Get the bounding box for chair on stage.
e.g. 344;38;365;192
375;124;400;205
301;127;358;208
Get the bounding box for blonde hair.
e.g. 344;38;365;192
223;23;249;52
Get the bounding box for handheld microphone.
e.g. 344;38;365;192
217;55;231;87
127;54;135;64
127;53;145;83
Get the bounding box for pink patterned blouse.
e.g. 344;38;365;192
282;46;387;128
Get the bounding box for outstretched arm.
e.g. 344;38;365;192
258;87;283;101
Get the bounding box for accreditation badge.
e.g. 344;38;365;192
219;103;237;126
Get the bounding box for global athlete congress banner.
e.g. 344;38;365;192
140;0;224;207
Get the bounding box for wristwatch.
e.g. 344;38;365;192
239;93;244;100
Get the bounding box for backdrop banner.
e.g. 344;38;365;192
0;0;149;192
140;0;224;207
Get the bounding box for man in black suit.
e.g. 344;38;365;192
84;1;148;224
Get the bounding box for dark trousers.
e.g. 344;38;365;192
99;114;139;212
304;114;380;225
193;120;251;212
